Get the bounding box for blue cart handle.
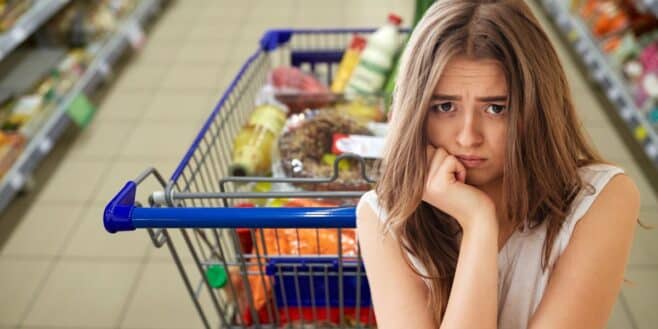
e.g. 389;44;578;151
104;182;357;233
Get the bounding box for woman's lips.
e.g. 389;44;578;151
456;155;486;168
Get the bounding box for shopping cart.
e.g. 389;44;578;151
104;28;409;329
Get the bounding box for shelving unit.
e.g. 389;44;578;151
541;0;658;170
0;0;165;212
0;0;70;61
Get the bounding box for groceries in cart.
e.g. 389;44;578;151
112;15;410;329
230;105;287;177
259;66;333;113
223;198;363;326
345;14;404;96
222;18;406;326
263;14;405;114
331;35;368;93
229;13;406;192
278;109;382;191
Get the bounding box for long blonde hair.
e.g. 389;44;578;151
375;0;603;325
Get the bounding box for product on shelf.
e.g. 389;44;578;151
0;49;90;138
43;0;138;47
230;105;287;177
1;94;41;131
0;0;32;32
345;13;403;96
649;107;658;129
330;34;367;93
0;132;24;179
278;109;380;191
0;0;155;216
573;0;658;112
580;0;629;39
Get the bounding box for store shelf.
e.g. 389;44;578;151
0;0;70;62
0;0;164;213
541;0;658;169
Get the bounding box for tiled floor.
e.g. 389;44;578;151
0;0;655;328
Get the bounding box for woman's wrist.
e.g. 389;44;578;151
460;209;498;237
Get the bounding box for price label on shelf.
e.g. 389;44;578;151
556;13;570;28
10;174;24;190
66;94;96;128
97;61;112;80
39;139;53;154
620;107;633;121
592;69;606;82
575;40;587;54
125;21;146;50
646;143;657;158
583;52;596;66
606;88;620;101
10;28;26;43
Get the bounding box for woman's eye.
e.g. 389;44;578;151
431;102;454;113
485;104;507;115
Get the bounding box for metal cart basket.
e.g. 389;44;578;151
104;28;409;329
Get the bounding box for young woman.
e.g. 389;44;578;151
356;1;641;328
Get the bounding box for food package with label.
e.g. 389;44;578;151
277;109;382;191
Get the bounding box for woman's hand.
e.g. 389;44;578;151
423;145;496;232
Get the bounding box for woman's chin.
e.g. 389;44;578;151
465;169;501;187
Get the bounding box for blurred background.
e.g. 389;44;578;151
0;0;655;328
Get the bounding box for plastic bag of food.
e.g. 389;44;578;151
268;66;334;113
277;109;381;191
227;264;271;318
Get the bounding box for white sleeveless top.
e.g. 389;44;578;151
360;164;624;329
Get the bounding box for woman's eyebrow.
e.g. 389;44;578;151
431;94;508;102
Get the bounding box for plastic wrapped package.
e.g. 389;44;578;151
227;264;271;317
256;227;358;256
268;66;333;113
277;109;381;191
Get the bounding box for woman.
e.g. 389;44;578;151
356;1;640;328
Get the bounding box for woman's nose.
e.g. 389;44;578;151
456;115;483;148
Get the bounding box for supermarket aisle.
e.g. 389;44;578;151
529;3;658;329
0;0;654;329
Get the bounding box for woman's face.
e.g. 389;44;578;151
425;56;508;188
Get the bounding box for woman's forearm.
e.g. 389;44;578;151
440;217;499;329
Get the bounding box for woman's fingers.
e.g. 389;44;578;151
426;145;467;185
438;155;467;184
428;147;448;179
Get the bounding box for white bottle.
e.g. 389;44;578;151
346;13;403;96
